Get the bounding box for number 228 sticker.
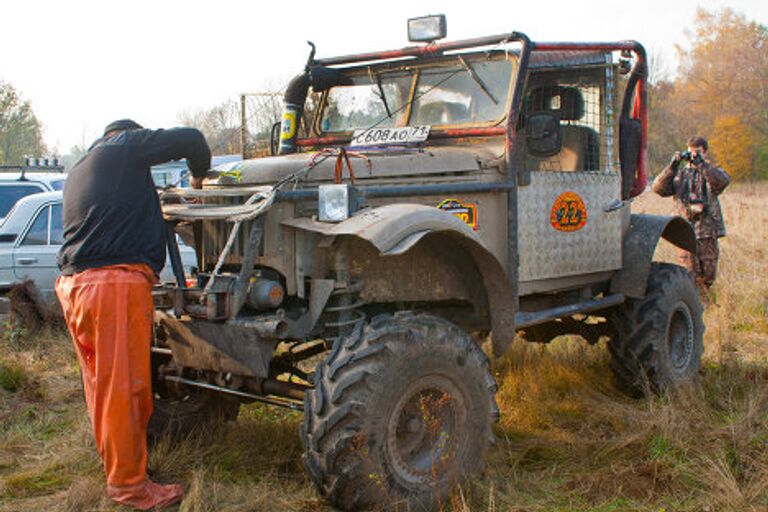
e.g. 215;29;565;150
550;192;588;232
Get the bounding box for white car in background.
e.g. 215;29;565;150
0;191;197;306
0;173;67;220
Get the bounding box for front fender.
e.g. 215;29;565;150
282;204;484;253
611;214;696;299
283;204;516;356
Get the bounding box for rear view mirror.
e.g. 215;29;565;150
525;111;561;157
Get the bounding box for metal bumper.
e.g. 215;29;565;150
156;311;278;378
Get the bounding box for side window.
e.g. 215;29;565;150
520;68;610;173
50;203;64;245
21;205;50;246
0;184;45;217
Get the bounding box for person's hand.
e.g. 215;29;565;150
190;176;205;189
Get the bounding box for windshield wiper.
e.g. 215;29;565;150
458;56;498;105
368;68;392;118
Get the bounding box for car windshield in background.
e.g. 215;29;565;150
152;162;189;188
152;155;242;188
319;54;515;133
0;184;47;217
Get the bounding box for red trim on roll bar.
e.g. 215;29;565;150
296;127;507;147
535;40;648;195
316;33;526;67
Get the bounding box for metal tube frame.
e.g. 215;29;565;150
295;35;648;191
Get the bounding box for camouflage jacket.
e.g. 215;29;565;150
652;157;730;239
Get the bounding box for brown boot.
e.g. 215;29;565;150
108;480;184;510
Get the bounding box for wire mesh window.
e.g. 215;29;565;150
519;68;616;173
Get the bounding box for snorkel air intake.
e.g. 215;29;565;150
278;42;352;154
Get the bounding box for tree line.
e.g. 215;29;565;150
0;81;45;165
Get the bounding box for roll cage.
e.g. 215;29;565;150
293;33;648;199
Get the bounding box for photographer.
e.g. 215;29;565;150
653;136;730;301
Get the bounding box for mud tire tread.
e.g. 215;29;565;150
301;312;497;511
609;262;705;396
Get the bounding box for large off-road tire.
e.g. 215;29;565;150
610;262;705;396
301;313;498;511
148;356;240;441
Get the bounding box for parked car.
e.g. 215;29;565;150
0;172;67;220
152;154;242;188
0;191;197;306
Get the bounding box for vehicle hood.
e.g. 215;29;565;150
209;145;505;187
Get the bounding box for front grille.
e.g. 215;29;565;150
200;194;259;270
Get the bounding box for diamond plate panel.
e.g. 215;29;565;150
518;172;622;282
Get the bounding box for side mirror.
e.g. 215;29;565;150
525;111;561;157
518;111;561;186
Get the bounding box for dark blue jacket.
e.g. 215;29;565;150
58;127;210;275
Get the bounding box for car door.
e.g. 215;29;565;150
516;67;623;291
13;202;63;302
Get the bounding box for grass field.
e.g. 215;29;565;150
1;184;766;511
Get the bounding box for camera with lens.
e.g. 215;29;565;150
679;151;692;161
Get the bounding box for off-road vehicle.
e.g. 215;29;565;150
154;16;702;511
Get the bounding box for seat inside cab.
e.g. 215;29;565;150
519;85;600;172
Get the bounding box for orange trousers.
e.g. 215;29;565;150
56;264;182;510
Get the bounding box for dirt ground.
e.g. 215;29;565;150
1;183;767;511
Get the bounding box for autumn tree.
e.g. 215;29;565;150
648;8;768;179
0;81;46;164
178;100;241;155
177;93;285;157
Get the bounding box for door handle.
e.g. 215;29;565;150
17;257;38;265
603;199;624;213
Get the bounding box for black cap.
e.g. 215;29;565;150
103;119;143;136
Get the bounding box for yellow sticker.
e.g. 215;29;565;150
438;198;478;230
280;111;297;140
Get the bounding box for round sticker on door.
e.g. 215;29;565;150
550;192;588;232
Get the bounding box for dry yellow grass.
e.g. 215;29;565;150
1;183;766;511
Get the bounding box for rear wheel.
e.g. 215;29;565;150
301;313;498;511
610;263;704;395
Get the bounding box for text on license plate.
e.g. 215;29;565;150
350;126;431;146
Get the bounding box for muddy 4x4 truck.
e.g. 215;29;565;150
154;16;703;511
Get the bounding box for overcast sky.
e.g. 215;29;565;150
2;0;766;153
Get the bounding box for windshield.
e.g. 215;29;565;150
321;72;412;132
318;54;515;134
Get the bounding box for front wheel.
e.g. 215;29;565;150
609;262;705;395
301;313;498;511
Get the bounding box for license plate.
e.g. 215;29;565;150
350;126;430;146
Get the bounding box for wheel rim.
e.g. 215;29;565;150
386;375;466;487
668;301;695;372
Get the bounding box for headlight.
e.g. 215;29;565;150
408;15;447;43
318;184;349;222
